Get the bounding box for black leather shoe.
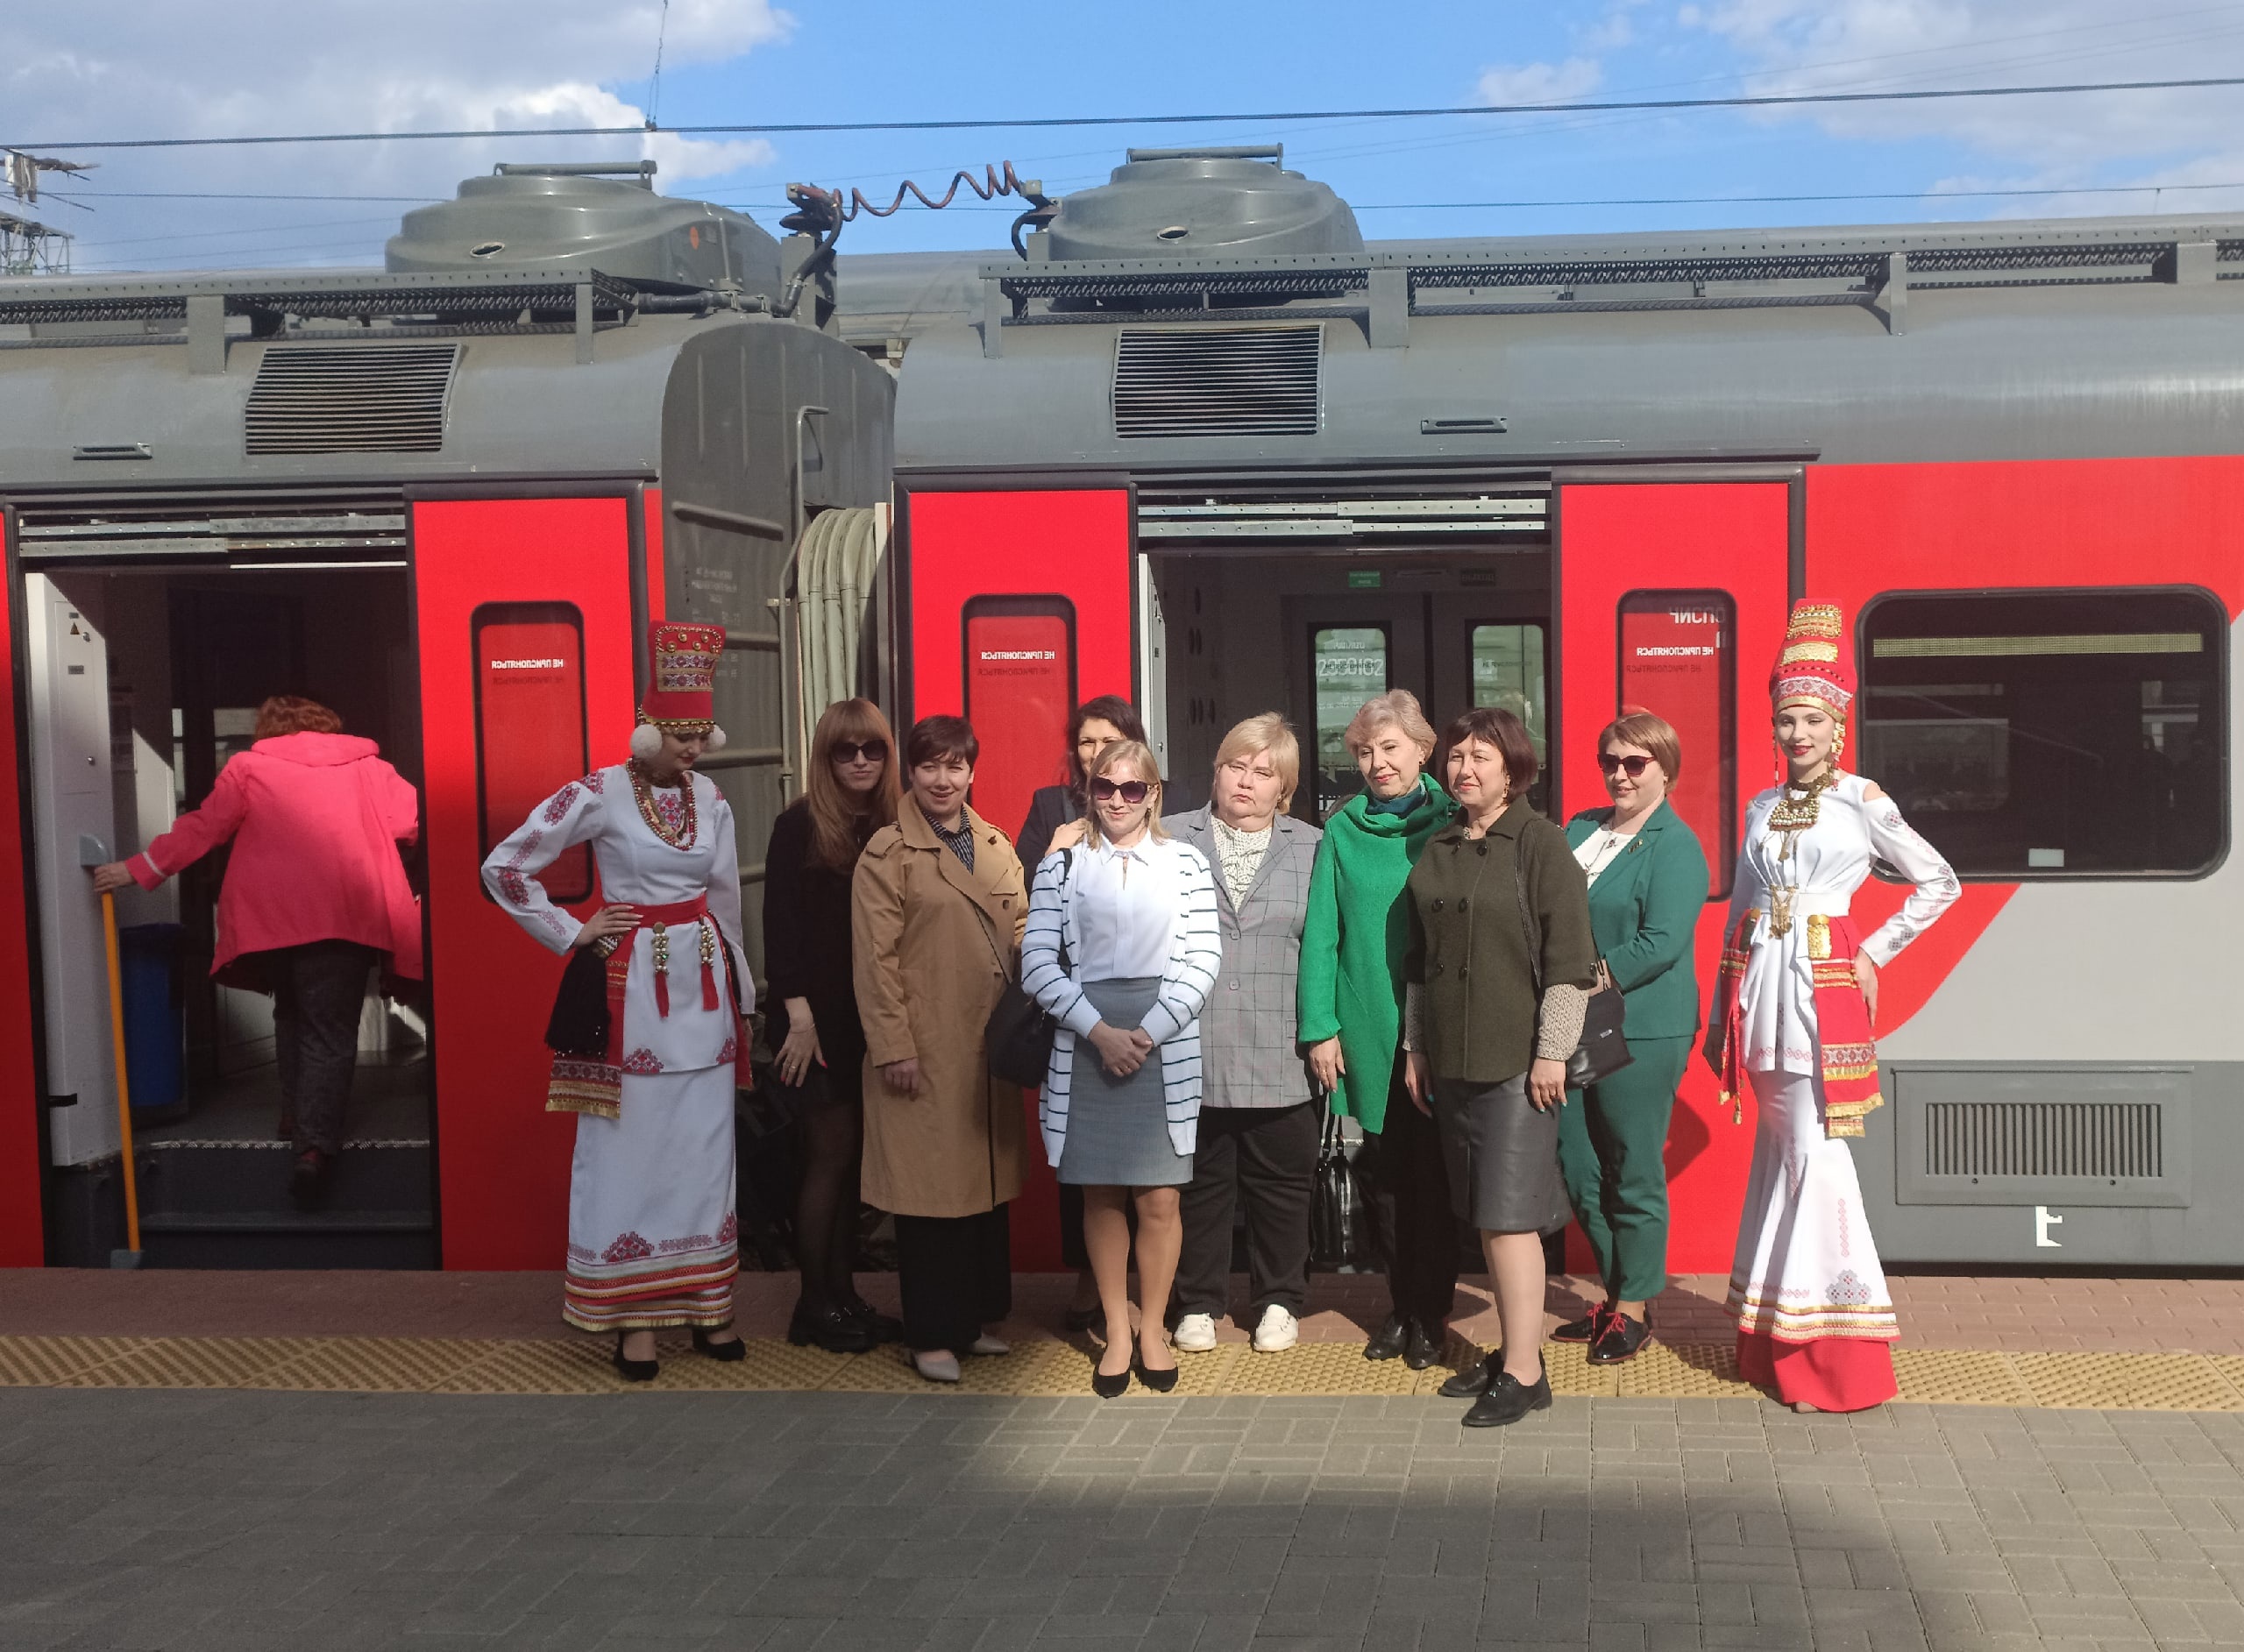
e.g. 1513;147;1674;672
288;1150;330;1214
1402;1320;1443;1372
1364;1314;1412;1362
1134;1359;1179;1394
788;1301;878;1354
692;1326;748;1363
1091;1356;1133;1399
842;1297;905;1344
614;1335;658;1383
1587;1311;1651;1366
1438;1350;1499;1399
1462;1367;1553;1429
1552;1306;1608;1344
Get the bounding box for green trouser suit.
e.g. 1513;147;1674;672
1560;798;1709;1305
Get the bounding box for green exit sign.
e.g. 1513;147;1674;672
1346;570;1381;589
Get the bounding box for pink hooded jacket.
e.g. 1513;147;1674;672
130;732;423;979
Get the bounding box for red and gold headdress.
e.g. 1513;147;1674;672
1769;601;1853;723
629;620;728;758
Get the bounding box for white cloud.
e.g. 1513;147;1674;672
1478;56;1608;106
3;0;794;269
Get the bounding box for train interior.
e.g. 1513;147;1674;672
1148;537;1553;819
26;563;429;1268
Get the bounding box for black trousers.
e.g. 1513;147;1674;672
271;940;376;1155
1173;1101;1320;1322
1368;1062;1462;1328
893;1204;1012;1353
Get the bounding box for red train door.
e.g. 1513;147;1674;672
903;486;1134;1269
0;515;46;1266
1555;479;1793;1273
415;497;640;1268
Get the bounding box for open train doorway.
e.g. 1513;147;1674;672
25;548;429;1268
1143;514;1552;819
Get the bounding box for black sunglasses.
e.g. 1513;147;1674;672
1597;753;1654;777
1090;777;1152;804
831;739;889;764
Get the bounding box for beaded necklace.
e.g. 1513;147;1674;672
629;760;698;850
1765;767;1839;937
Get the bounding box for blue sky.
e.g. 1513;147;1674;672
11;0;2244;271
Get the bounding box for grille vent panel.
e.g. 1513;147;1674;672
1112;326;1321;440
1924;1100;2161;1181
245;344;461;456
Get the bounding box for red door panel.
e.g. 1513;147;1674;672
0;521;44;1266
905;487;1133;1271
416;498;639;1269
1558;482;1791;1273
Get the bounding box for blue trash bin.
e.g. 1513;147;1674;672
117;922;188;1123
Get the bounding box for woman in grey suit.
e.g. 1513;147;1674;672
1164;715;1325;1354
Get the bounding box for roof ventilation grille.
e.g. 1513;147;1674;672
244;343;462;456
1111;325;1322;440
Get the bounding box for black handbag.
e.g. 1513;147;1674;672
1310;1107;1376;1271
984;849;1073;1088
1514;844;1635;1089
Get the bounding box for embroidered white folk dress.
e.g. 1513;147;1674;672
483;765;750;1331
1725;771;1958;1344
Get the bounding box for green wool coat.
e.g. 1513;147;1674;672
1296;778;1457;1133
1563;799;1709;1041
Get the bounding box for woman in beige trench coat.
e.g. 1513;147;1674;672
853;714;1028;1382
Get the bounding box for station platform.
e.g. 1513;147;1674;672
6;1269;2244;1409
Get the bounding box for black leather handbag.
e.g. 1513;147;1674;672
1310;1106;1376;1271
1514;845;1634;1089
984;850;1073;1088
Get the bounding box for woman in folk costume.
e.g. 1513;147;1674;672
1708;602;1958;1414
483;621;752;1383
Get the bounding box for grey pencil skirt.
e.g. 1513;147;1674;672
1429;1074;1570;1234
1056;976;1194;1188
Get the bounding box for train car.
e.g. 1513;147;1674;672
0;162;893;1270
836;145;2244;1274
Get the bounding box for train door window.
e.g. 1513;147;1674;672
962;595;1077;840
472;602;591;903
1312;624;1390;815
1618;592;1736;896
1470;622;1548;810
1860;588;2226;877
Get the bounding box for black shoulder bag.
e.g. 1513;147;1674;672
1310;1103;1377;1271
1515;831;1633;1088
985;849;1073;1088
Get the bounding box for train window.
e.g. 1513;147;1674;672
472;602;591;904
1618;592;1736;898
962;594;1077;841
1860;588;2226;878
1470;622;1548;812
1312;624;1389;816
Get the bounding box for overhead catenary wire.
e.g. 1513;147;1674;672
11;74;2244;152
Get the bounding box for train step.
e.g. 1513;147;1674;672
134;1211;437;1271
136;1139;432;1216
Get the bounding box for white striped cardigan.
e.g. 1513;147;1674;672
1019;839;1223;1166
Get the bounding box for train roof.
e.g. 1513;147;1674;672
836;210;2244;473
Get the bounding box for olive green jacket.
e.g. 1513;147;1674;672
1564;800;1708;1043
1403;801;1598;1085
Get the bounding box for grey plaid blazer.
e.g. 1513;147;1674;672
1163;807;1323;1110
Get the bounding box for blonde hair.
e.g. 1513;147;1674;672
1212;713;1302;812
1343;690;1436;762
1083;739;1168;847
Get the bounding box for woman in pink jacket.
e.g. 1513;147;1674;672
90;696;421;1209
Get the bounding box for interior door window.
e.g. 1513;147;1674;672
1617;592;1736;897
1311;625;1389;816
1470;622;1548;810
472;602;591;904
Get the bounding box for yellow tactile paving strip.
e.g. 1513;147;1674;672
5;1333;2244;1409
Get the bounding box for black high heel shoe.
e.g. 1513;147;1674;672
692;1326;747;1363
614;1333;658;1383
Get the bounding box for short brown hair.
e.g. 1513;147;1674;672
253;696;343;740
906;714;977;769
1440;706;1538;800
1600;709;1682;783
1212;713;1302;811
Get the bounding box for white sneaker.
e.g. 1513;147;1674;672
1252;1305;1299;1353
1172;1312;1218;1352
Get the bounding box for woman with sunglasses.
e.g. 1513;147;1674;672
762;699;903;1354
1552;712;1709;1365
1021;741;1221;1396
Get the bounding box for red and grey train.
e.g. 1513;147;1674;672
4;145;2242;1282
836;146;2244;1275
